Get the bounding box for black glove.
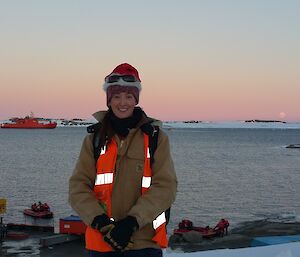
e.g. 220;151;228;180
91;214;112;231
104;216;139;251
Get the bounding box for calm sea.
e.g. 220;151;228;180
1;127;300;231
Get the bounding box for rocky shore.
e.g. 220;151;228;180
169;220;300;252
1;220;300;256
0;232;88;257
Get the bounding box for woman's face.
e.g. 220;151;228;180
110;92;136;119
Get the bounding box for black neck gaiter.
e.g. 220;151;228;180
109;107;143;137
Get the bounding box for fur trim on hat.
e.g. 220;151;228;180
102;63;142;92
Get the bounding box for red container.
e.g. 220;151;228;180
59;215;86;235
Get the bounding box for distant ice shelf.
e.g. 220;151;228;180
1;119;300;129
163;121;300;129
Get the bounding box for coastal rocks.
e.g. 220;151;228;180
183;121;202;124
169;233;251;252
286;144;300;149
230;220;300;237
182;231;204;243
244;119;286;123
169;220;300;252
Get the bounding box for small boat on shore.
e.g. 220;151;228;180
23;209;53;219
1;113;57;129
23;202;53;219
173;219;229;239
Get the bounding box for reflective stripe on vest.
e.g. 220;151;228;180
85;134;168;252
153;212;166;230
95;173;113;185
142;134;168;248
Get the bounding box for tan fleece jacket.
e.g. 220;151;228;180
69;111;177;249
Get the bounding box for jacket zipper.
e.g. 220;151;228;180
115;139;124;175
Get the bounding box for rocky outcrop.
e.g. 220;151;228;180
244;119;286;123
169;220;300;252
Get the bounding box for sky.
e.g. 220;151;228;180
1;0;299;122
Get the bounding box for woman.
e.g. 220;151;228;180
69;63;177;257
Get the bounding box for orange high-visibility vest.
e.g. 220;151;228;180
85;134;168;252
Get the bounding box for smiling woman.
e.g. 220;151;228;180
110;92;136;119
69;63;177;257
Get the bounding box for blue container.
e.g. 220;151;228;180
251;235;300;247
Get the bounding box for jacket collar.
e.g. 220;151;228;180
92;109;162;128
92;110;106;122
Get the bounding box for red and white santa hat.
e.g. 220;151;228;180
103;63;142;106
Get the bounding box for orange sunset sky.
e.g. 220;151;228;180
1;1;299;122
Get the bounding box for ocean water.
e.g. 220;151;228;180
0;127;300;232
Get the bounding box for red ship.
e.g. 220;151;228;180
1;114;57;129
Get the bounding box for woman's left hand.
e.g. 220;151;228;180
104;216;138;251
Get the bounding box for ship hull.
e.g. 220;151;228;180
1;116;57;129
1;123;57;129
